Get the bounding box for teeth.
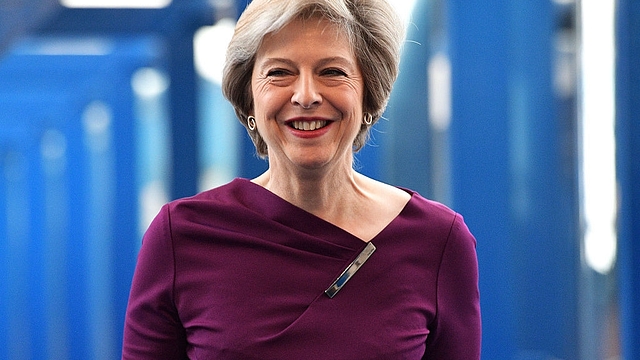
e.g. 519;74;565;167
291;120;327;131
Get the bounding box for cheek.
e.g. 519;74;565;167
251;75;271;106
250;82;264;111
337;83;365;113
251;84;285;117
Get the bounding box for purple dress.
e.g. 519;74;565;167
122;178;481;359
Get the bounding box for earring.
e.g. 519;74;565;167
247;116;256;131
363;113;373;125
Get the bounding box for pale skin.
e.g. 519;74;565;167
250;16;410;242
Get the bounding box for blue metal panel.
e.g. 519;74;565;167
383;0;432;196
0;119;46;360
447;0;579;358
197;80;242;188
507;2;579;357
36;3;216;200
167;28;201;199
0;36;162;359
0;0;60;54
616;0;640;358
0;94;83;360
164;5;215;198
446;2;517;357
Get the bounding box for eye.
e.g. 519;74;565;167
266;68;290;77
321;68;347;77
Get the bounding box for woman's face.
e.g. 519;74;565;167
251;16;365;173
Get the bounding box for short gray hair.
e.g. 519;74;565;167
222;0;405;157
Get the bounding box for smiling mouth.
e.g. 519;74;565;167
290;120;329;131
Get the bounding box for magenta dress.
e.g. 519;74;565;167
122;178;481;359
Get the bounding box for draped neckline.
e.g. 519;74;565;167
232;177;416;248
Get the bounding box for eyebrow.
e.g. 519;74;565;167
258;56;357;70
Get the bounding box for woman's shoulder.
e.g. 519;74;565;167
385;184;473;239
167;178;251;210
405;190;458;220
363;175;457;222
153;178;255;229
141;178;270;246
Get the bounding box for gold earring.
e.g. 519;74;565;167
363;113;373;125
247;116;256;131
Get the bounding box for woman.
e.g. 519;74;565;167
122;0;481;359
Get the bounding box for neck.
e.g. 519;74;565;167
252;164;363;217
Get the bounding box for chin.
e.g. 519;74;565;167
295;159;332;171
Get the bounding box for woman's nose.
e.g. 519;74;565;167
291;73;322;109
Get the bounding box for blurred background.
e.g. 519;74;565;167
0;0;638;359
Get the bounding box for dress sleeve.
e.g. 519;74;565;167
122;204;188;359
424;214;482;359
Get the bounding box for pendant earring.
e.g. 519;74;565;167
247;116;256;131
363;113;373;125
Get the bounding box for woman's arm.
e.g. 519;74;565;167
122;205;188;359
424;214;482;359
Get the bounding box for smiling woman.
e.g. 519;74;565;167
123;1;481;359
223;0;405;157
249;17;364;175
